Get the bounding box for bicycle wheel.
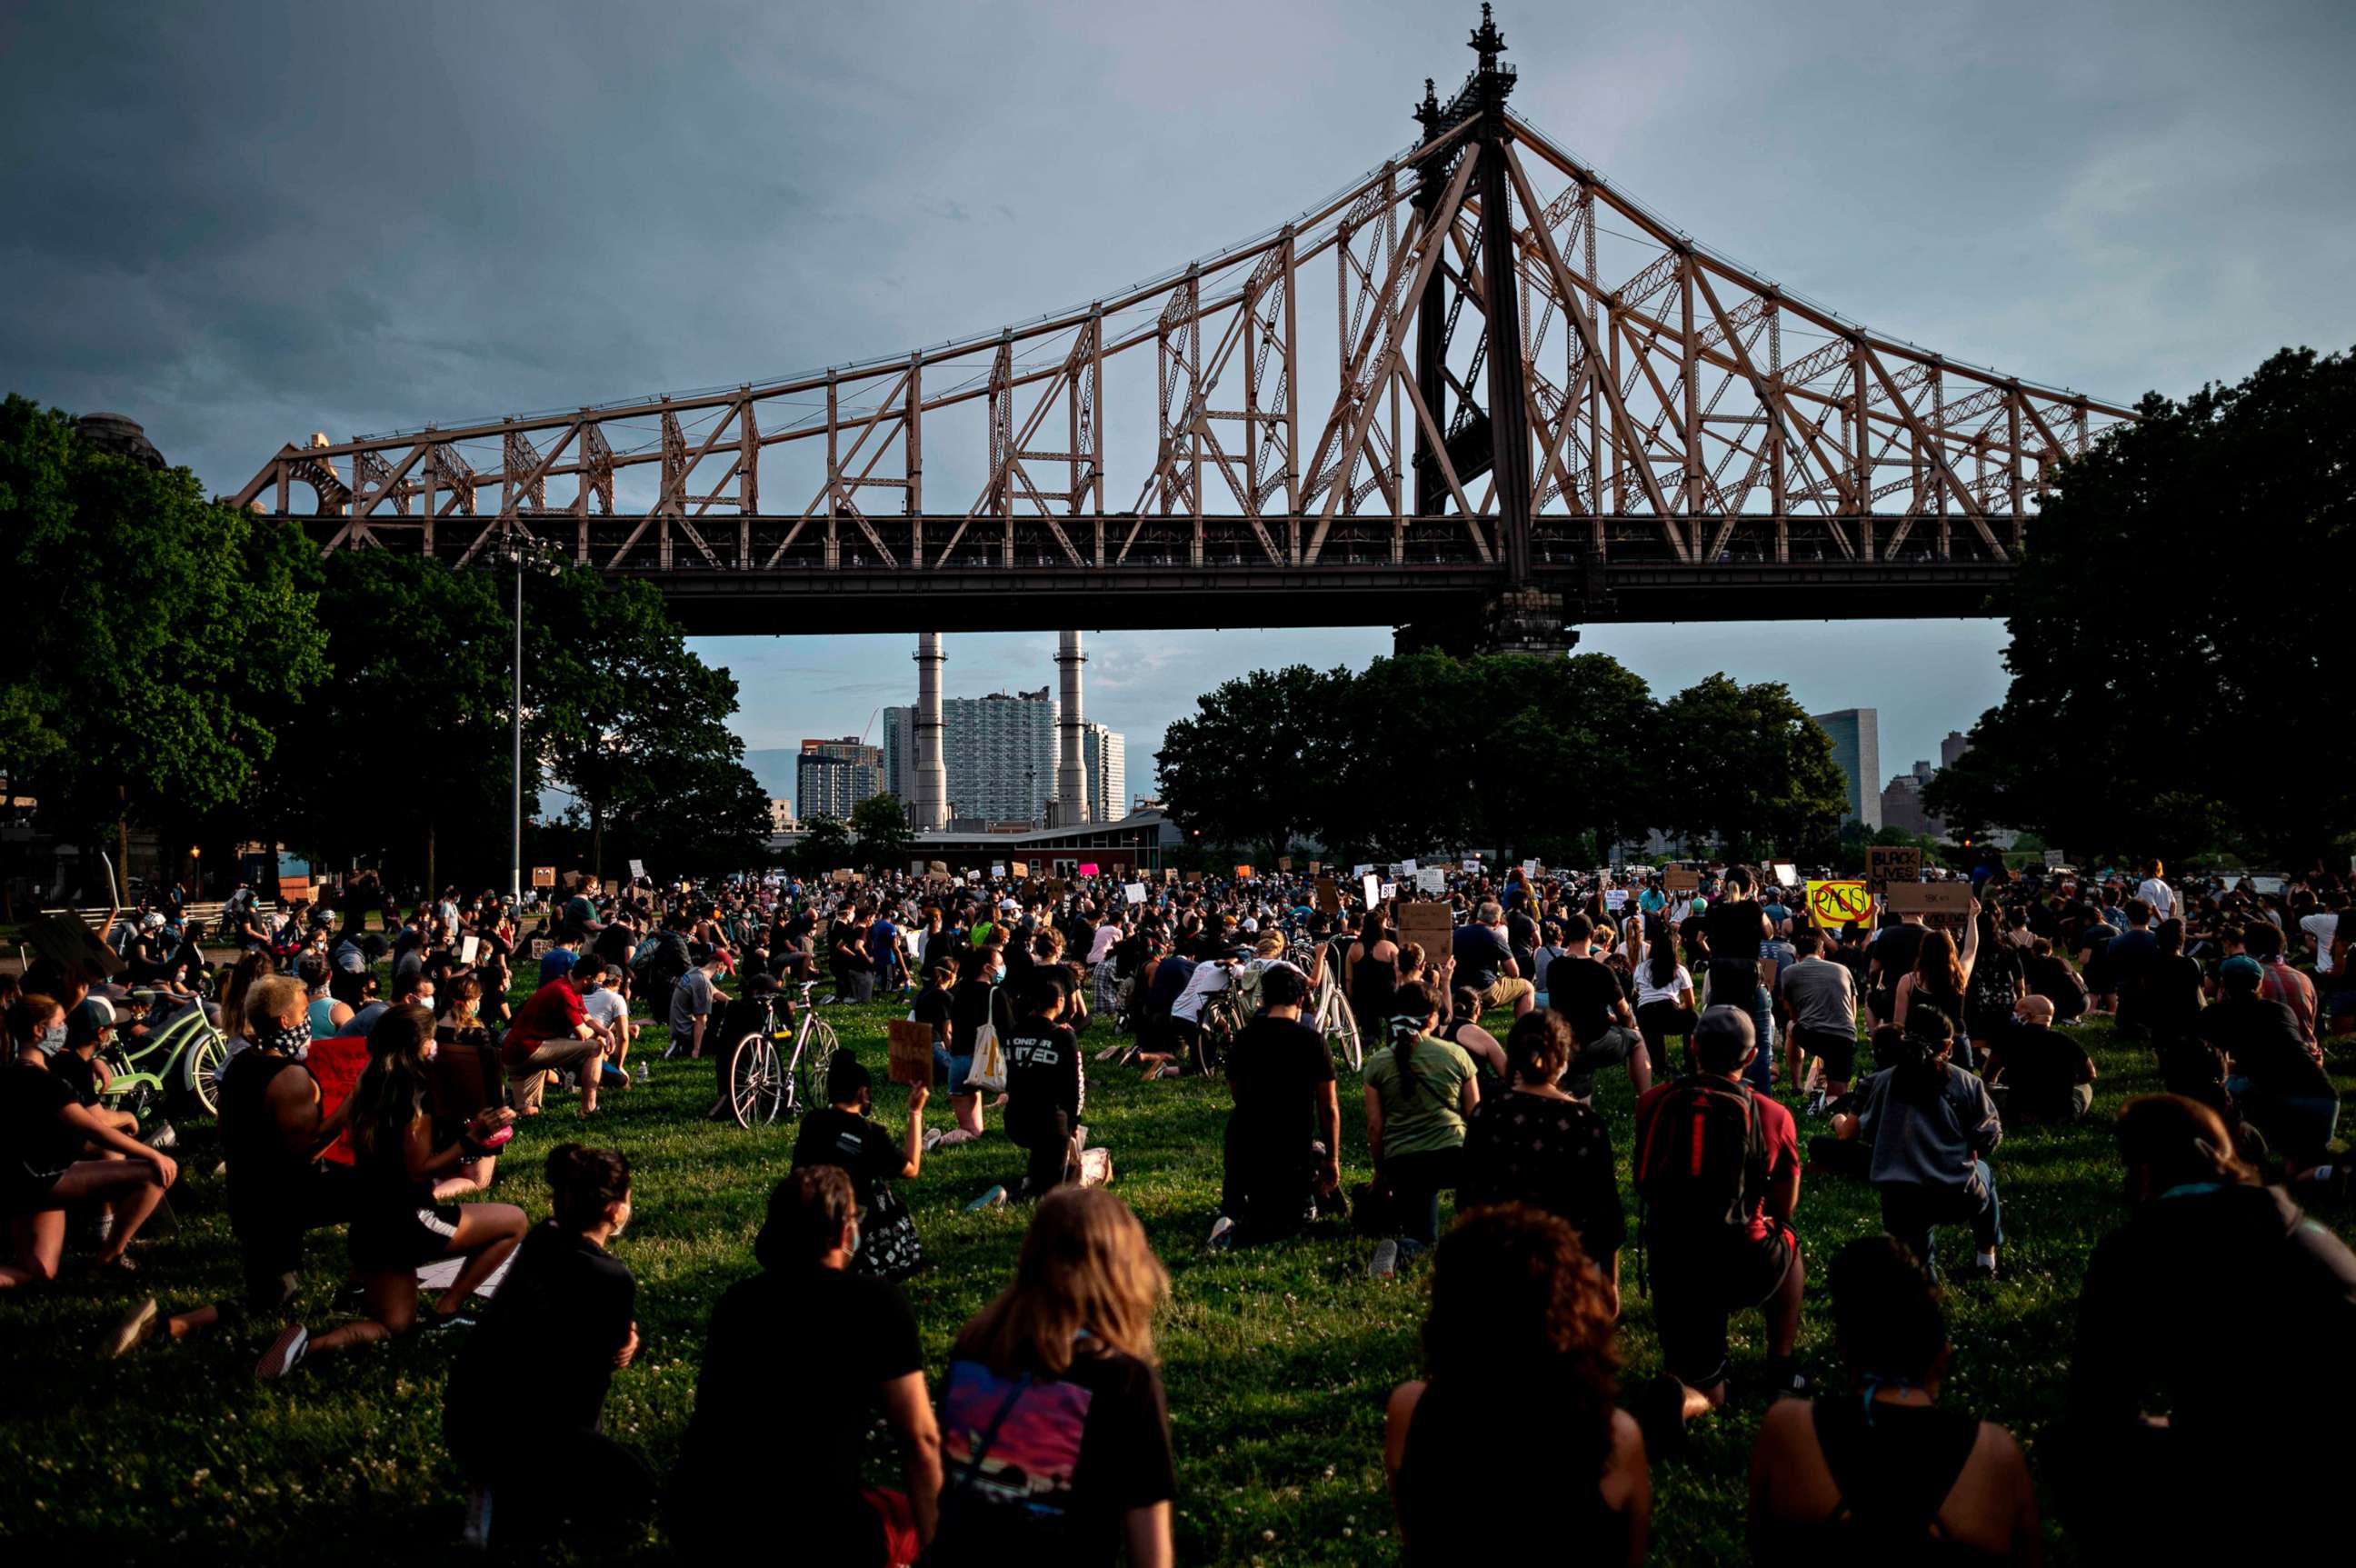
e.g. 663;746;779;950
1325;994;1363;1073
728;1033;785;1127
790;1017;840;1116
186;1025;228;1117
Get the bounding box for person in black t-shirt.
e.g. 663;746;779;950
1982;995;2097;1123
794;1051;929;1280
1543;915;1650;1098
674;1165;943;1566
1213;964;1339;1246
932;1188;1175;1567
2019;936;2087;1022
1460;1013;1627;1302
1868;914;1927;1025
2199;956;2337;1167
1003;973;1084;1200
446;1144;645;1548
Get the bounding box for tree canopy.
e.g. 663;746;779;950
1926;345;2356;864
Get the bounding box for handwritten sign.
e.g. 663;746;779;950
1308;861;1323;874
1867;846;1923;892
886;1020;934;1088
1664;868;1701;894
1886;880;1971;935
627;859;645;882
459;934;481;964
1396;900;1453;957
531;866;556;888
1234;864;1254;880
1315;876;1340;914
1604;888;1628;912
1277;855;1293;873
1010;860;1029;879
1416;866;1446;895
991;863;1005;879
1807;879;1872;926
1123;882;1146;905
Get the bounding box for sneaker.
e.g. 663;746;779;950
1763;1360;1810;1400
965;1184;1009;1212
426;1307;479;1333
255;1322;309;1380
147;1120;179;1151
105;1296;161;1360
1369;1239;1400;1280
922;1128;947;1154
1206;1215;1236;1253
334;1278;367;1311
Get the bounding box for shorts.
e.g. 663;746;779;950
1795;1027;1857;1082
502;1035;606;1111
1565;1024;1643;1097
1650;1223;1797;1389
349;1200;464;1273
938;1048;973;1094
1478;977;1534;1014
3;1160;71;1216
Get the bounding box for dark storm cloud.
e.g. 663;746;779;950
7;0;2354;784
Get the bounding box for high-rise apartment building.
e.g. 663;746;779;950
1940;730;1970;770
1081;723;1127;824
795;737;884;823
1809;708;1882;829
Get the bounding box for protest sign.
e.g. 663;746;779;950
1080;862;1100;878
1604;888;1628;912
1664;867;1700;894
1807;880;1872;926
1308;861;1323;874
991;863;1005;879
1886;879;1971;935
1277;855;1293;872
1011;860;1029;878
1316;876;1340;914
1400;858;1418;875
531;866;556;888
1771;863;1798;888
2043;849;2066;869
1234;864;1254;881
885;1021;934;1088
627;858;645;882
1415;866;1446;895
1521;859;1538;877
1396;900;1453;955
1362;874;1381;908
1124;882;1146;905
1379;882;1398;902
1462;858;1479;874
1352;864;1373;878
459;934;480;965
1867;845;1923;892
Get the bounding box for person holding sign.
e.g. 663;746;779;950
793;1052;929;1281
1893;902;1983;1069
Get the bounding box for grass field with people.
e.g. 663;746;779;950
5;984;2350;1565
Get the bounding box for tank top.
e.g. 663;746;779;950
1350;946;1397;1023
1396;1380;1622;1565
1755;1399;1996;1566
307;995;339;1037
221;1051;315;1222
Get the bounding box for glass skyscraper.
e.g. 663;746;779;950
1809;708;1882;829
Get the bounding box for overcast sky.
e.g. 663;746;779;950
7;1;2352;799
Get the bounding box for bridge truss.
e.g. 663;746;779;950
232;9;2133;642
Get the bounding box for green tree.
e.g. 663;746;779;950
0;395;327;895
1156;665;1351;860
794;814;854;876
851;794;915;870
1659;674;1847;864
1925;346;2356;864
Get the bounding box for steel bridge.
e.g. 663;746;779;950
230;7;2133;650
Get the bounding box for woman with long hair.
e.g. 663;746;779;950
1459;1014;1626;1306
1842;1012;2003;1283
1345;905;1400;1036
1363;981;1479;1280
1894;899;1982;1067
930;1187;1174;1566
1387;1204;1649;1565
1632;916;1699;1071
264;1004;528;1376
218;949;276;1057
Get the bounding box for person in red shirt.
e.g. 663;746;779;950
501;958;610;1118
1632;1006;1806;1448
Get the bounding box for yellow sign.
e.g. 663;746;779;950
1807;879;1872;925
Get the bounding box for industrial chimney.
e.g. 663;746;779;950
1055;630;1089;825
913;633;948;829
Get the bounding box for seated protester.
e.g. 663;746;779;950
988;970;1083;1205
1778;930;1861;1100
667;944;731;1061
1527;920;1571;1010
1211;963;1340;1248
792;1051;929;1281
1547;914;1653;1098
2198;954;2338;1172
1;994;179;1287
107;975;357;1357
1807;1027;1909;1180
1363;982;1480;1280
2018;936;2088;1023
2142;917;2206;1048
929;1188;1174;1565
574;959;636;1082
1387;1204;1650;1566
1892;913;1982;1071
445;1144;644;1548
500;959;610;1119
1438;985;1509;1091
1841;1013;2003;1283
1961;907;2024;1064
2063;1094;2356;1557
1629;917;1698;1074
1750;1235;2040;1564
2244;921;2319;1048
1866;914;1926;1028
674;1166;943;1566
57;997;141;1142
268;1005;529;1378
298;952;353;1038
909;959;977;1151
536;929;584;990
1459;1013;1626;1307
1632;1006;1807;1433
1982;994;2097;1124
1451;902;1535;1019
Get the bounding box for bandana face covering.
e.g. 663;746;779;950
36;1023;67;1057
257;1018;313;1060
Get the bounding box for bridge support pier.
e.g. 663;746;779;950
1395;589;1577;659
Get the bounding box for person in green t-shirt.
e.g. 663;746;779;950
1363;980;1478;1278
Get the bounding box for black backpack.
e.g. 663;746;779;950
1633;1074;1770;1234
631;929;693;997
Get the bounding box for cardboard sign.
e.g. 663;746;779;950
1163;867;1176;884
1771;863;1798;888
531;866;556;888
1807;879;1872;925
1664;868;1701;894
427;1038;502;1123
1277;855;1293;873
21;911;127;979
1362;874;1382;909
1315;876;1341;914
928;860;949;875
1308;861;1323;874
1011;860;1029;879
1887;880;1971;934
1867;846;1923;892
886;1020;935;1087
1396;900;1454;957
628;858;645;882
1234;864;1254;881
1123;882;1146;905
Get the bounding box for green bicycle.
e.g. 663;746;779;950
102;993;229;1121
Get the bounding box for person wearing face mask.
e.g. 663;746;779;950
574;958;637;1085
444;1144;647;1549
2;994;179;1287
105;974;361;1357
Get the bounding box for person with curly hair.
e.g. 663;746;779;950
1385;1203;1651;1564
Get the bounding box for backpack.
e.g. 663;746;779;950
1633;1075;1770;1234
630;929;693;998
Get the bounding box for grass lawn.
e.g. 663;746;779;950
5;985;2351;1565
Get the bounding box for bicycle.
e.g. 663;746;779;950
726;980;837;1128
102;991;229;1120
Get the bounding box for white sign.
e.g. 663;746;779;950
2043;849;2066;868
1462;858;1479;874
459;934;480;964
1416;866;1446;895
1772;863;1798;887
1400;858;1418;875
1521;860;1538;877
1352;864;1373;878
1362;874;1382;909
627;859;645;882
2251;875;2285;894
1123;882;1146;904
1604;888;1628;912
991;863;1005;879
1380;881;1397;902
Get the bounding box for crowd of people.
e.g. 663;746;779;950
1;851;2350;1562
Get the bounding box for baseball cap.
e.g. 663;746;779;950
1692;1004;1757;1070
2219;954;2264;983
65;995;117;1048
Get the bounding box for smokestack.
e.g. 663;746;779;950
913;633;948;829
1055;630;1088;824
